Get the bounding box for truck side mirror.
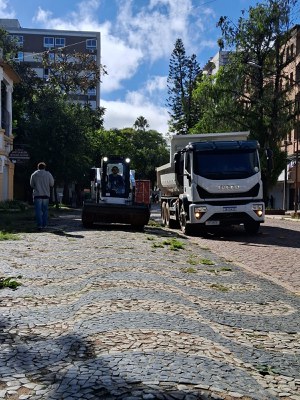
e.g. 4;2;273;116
174;152;181;175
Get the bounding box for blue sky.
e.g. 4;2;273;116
1;0;299;134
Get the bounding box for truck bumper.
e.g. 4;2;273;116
189;202;265;226
82;202;150;227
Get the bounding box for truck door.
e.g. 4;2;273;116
184;152;192;192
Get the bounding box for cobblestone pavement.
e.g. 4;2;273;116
0;209;299;400
188;216;300;296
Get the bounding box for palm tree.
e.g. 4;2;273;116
133;116;150;131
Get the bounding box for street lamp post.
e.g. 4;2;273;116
283;140;288;210
294;134;299;214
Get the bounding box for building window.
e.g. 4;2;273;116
44;68;50;79
87;88;96;96
8;35;23;47
15;35;23;46
14;51;24;62
296;63;300;83
48;52;55;61
86;39;97;49
55;37;65;47
44;37;54;48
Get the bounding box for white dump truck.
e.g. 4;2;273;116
156;132;265;235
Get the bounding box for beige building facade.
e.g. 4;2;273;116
282;25;300;149
0;61;20;201
274;24;300;210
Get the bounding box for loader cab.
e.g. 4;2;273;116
101;157;131;199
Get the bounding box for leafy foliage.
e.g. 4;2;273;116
167;39;202;134
0;200;28;211
0;276;22;289
41;51;106;96
133;116;149;131
92;127;169;184
189;0;298;194
215;0;297;194
13;85;105;202
0;28;20;62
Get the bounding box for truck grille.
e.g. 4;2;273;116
197;183;260;199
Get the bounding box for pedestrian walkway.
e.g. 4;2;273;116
0;210;299;400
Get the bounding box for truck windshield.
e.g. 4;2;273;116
194;149;259;180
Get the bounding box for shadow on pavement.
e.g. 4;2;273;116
0;328;219;400
191;223;300;250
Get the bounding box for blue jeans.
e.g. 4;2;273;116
34;198;49;228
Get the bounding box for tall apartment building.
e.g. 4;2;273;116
203;50;231;76
0;18;101;109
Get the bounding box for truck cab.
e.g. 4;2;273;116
157;132;265;235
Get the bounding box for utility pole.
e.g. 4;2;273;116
294;132;299;214
283;140;288;210
294;97;300;214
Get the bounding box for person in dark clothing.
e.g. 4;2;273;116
108;166;125;194
30;162;54;230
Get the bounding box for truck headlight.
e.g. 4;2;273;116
252;204;264;217
194;206;207;219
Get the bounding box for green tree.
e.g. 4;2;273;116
93;127;169;186
0;28;20;61
41;51;106;99
191;69;246;134
14;86;105;204
133;116;149;131
167;39;202;134
209;0;297;196
7;30;107;203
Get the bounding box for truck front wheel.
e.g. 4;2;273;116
161;201;167;225
244;221;260;234
179;206;194;235
166;203;179;229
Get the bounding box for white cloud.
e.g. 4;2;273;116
0;0;15;18
145;76;167;94
115;0;215;62
6;0;217;134
33;7;52;24
32;1;144;94
29;0;217;93
101;93;169;134
100;35;143;93
33;0;101;31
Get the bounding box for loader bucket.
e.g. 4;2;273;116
82;202;150;230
